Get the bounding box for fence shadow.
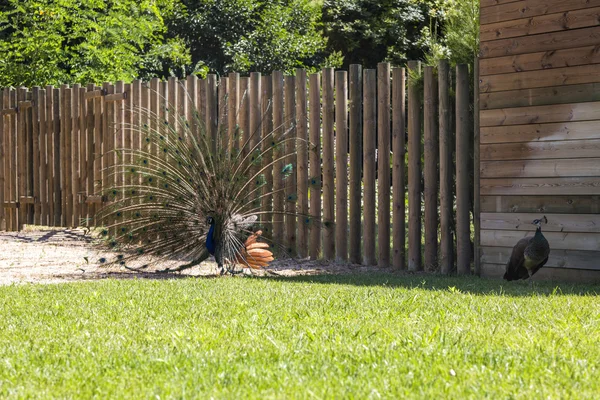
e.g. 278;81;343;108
257;271;600;297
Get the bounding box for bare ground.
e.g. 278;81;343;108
0;227;387;285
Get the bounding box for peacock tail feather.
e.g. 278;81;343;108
93;81;321;274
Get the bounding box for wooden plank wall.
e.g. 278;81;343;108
479;0;600;282
0;64;476;273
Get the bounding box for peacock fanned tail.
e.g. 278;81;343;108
93;82;320;273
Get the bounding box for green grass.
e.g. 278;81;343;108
1;274;599;399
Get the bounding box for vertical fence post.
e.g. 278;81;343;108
335;70;348;262
308;72;321;259
456;64;471;275
424;66;438;271
0;90;4;230
45;86;54;227
206;74;218;152
84;84;94;224
186;75;198;138
1;89;10;230
250;72;262;207
377;62;391;268
474;56;481;276
71;84;80;227
284;75;297;256
392;67;406;270
228;73;239;152
17;87;27;229
26;88;34;224
79;86;88;224
322;68;335;260
272;71;285;245
52;87;61;227
348;65;362;265
363;69;376;266
439;60;453;274
407;61;422;272
239;77;249;157
261;75;274;240
296;69;309;258
32;87;41;225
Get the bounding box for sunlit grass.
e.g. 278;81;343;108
0;274;598;398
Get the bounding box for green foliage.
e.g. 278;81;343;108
321;0;436;69
0;0;190;87
1;275;599;397
167;0;338;75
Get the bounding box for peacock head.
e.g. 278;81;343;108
532;216;547;228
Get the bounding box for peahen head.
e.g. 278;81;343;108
532;216;547;230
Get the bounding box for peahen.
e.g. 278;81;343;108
94;85;311;274
503;216;550;286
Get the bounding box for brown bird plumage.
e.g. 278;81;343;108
503;216;550;285
233;230;274;269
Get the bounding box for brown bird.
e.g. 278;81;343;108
503;216;550;287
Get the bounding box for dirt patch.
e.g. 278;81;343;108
0;227;388;285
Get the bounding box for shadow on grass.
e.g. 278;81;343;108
256;271;600;297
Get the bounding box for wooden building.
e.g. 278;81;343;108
478;0;600;282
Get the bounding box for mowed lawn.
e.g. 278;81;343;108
0;273;599;399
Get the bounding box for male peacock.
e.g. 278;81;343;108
503;216;550;286
94;86;311;274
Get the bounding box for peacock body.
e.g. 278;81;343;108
94;85;310;274
503;216;550;284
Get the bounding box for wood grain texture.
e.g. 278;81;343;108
481;0;523;8
296;69;309;258
480;195;600;214
481;247;600;270
335;70;348;262
456;64;471;275
480;0;600;25
322;68;335;260
481;158;600;178
377;63;391;268
481;139;600;161
480;83;600;110
349;65;363;265
438;60;453;274
363;69;377;266
480;101;600;127
479;45;600;76
407;61;421;272
481;121;600;144
480;6;600;42
481;229;600;251
423;66;438;271
480;64;600;93
284;75;297;257
481;263;600;282
392;67;405;271
481;177;600;195
481;212;600;233
308;73;321;260
272;71;284;246
480;26;600;59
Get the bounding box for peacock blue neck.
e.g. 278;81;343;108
206;222;216;255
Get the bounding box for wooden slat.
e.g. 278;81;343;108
481;212;600;233
84;90;103;100
481;121;600;144
239;77;249;156
480;195;600;214
480;101;600;127
481;139;600;161
349;65;363;265
363;69;376;266
481;177;600;195
481;158;600;178
102;83;113;232
284;75;297;256
480;45;600;76
439;60;454;274
249;72;262;203
481;0;522;9
9;89;18;230
84;84;94;222
407;61;421;272
391;67;406;271
0;90;5;229
474;56;481;277
25;91;34;224
228;73;239;152
296;69;309;258
480;0;600;25
92;84;103;223
272;71;285;247
31;87;41;225
322;68;335;260
308;73;321;260
38;89;48;225
186;75;198;138
481;82;600;110
335;70;348;262
423;66;437;271
123;83;132;192
481;247;600;270
104;92;127;102
481;263;600;283
456;64;471;275
480;6;600;42
480;26;600;58
218;76;228;142
481;229;600;251
52;88;60;226
18;87;29;229
377;63;391;268
260;75;273;241
480;64;600;93
206;74;218;152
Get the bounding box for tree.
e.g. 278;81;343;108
0;0;189;87
166;0;339;76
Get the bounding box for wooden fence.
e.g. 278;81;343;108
0;62;476;272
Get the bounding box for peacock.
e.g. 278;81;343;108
93;84;312;275
503;216;550;286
